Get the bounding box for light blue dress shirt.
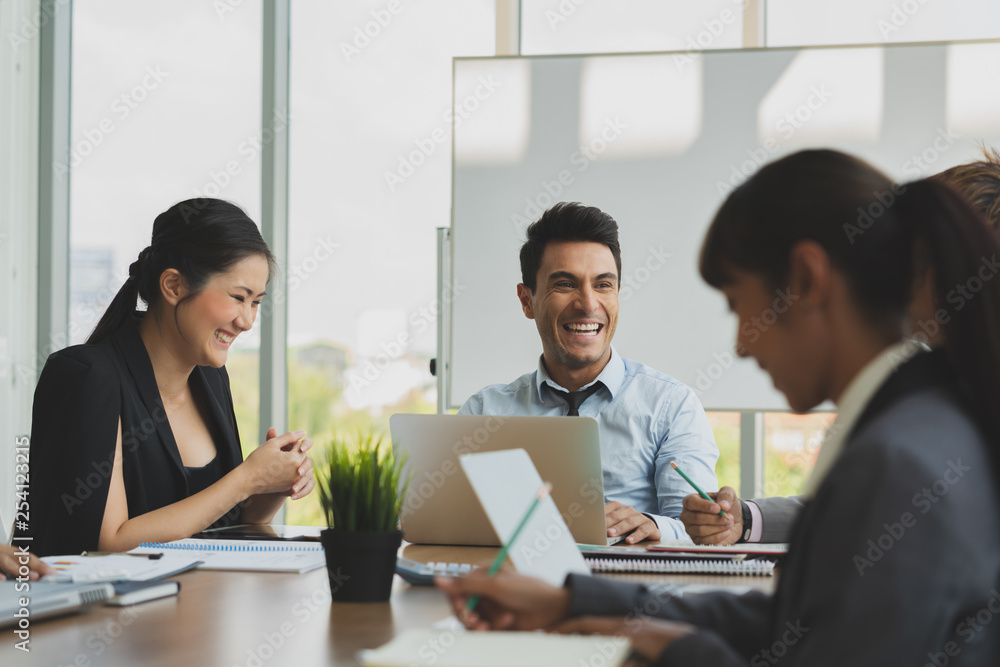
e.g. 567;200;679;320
458;348;720;540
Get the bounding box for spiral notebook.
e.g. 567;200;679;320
586;557;775;576
130;539;325;573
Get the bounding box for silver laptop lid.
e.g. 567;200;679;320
390;414;609;546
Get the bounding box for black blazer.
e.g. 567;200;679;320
16;315;244;556
568;350;1000;665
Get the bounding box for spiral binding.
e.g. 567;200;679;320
138;539;322;552
585;557;774;576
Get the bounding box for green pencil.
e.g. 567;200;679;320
465;481;553;614
670;461;725;517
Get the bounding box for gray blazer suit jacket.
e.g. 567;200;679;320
567;351;1000;665
748;495;803;543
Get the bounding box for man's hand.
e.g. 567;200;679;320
605;501;661;544
552;616;695;661
436;570;571;631
679;485;742;545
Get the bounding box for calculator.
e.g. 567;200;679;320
395;558;473;586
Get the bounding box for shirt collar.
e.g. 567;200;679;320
803;340;926;498
535;346;626;399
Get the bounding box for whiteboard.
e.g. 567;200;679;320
449;41;1000;410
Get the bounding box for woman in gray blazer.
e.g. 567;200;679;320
438;149;1000;666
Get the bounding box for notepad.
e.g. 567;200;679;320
358;629;631;667
585;557;775;576
650;540;789;556
130;539;326;573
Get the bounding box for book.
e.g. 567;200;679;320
130;539;326;573
585;556;775;576
107;580;181;606
359;629;631;667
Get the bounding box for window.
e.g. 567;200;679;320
70;0;263;456
286;0;495;525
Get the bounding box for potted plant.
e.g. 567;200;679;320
315;431;410;602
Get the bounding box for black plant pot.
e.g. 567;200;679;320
320;528;402;602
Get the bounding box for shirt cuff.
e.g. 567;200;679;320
745;500;763;543
643;513;688;541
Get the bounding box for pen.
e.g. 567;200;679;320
465;481;553;614
670;461;725;517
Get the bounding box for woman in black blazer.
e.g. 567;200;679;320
18;199;314;556
436;151;1000;665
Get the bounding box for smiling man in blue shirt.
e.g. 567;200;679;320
459;202;720;543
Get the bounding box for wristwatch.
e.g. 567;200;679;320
738;499;752;543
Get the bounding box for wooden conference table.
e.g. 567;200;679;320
5;543;776;667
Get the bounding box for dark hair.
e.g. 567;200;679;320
519;202;622;291
934;145;1000;233
87;198;276;344
700;148;1000;468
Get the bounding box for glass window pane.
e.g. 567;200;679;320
767;0;1000;47
70;0;263;456
707;412;741;495
762;412;835;498
521;0;743;55
287;1;495;526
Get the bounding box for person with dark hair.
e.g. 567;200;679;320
459;202;719;543
15;199;315;556
438;150;1000;664
934;145;1000;232
681;145;1000;546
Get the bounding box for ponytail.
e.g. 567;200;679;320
86;199;275;344
896;180;1000;454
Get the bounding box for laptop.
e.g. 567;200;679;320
390;414;624;546
1;581;115;628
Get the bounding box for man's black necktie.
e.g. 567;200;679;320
558;383;603;416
